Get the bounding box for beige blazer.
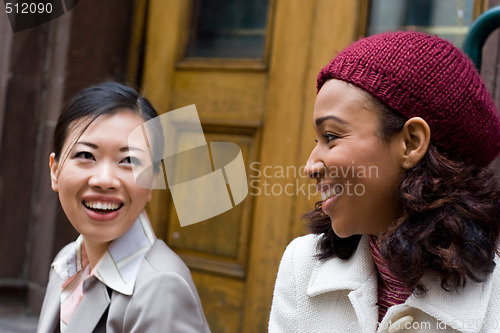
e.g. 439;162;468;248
269;234;500;333
37;240;211;333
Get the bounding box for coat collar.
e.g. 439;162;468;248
307;235;380;332
63;277;110;332
306;235;496;332
38;272;111;333
52;212;156;296
307;235;377;297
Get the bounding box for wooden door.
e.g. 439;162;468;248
138;0;361;331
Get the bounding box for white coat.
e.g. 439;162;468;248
269;234;500;333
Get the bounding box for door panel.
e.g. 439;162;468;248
141;0;360;331
167;131;256;279
171;71;267;123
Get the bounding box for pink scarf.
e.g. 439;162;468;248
369;236;413;322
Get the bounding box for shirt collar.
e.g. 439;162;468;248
52;212;156;295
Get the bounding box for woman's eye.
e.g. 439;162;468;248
322;133;339;143
121;156;142;166
74;151;94;160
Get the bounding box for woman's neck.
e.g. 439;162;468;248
82;238;110;269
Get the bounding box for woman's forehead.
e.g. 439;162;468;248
314;80;380;123
63;111;146;150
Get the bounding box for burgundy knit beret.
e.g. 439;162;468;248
317;31;500;167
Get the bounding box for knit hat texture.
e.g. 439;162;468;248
317;31;500;167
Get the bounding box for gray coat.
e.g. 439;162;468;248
37;240;211;333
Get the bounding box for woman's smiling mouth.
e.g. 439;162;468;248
83;201;122;211
320;185;342;201
319;184;343;213
81;196;124;221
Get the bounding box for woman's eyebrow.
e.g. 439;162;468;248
315;115;348;127
120;146;145;152
76;141;97;149
76;142;144;152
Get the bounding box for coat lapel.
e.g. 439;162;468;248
406;270;495;333
37;269;64;333
306;236;379;332
64;277;111;333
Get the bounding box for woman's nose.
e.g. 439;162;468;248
88;162;120;190
305;148;326;180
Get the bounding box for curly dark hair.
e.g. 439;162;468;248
306;93;500;293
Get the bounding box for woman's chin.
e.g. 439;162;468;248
330;220;354;238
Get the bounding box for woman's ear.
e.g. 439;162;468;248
400;117;431;169
49;153;59;192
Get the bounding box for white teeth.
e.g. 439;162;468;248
321;185;341;201
84;201;120;210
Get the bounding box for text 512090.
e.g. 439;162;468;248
5;2;53;14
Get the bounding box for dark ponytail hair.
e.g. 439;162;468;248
51;82;162;172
